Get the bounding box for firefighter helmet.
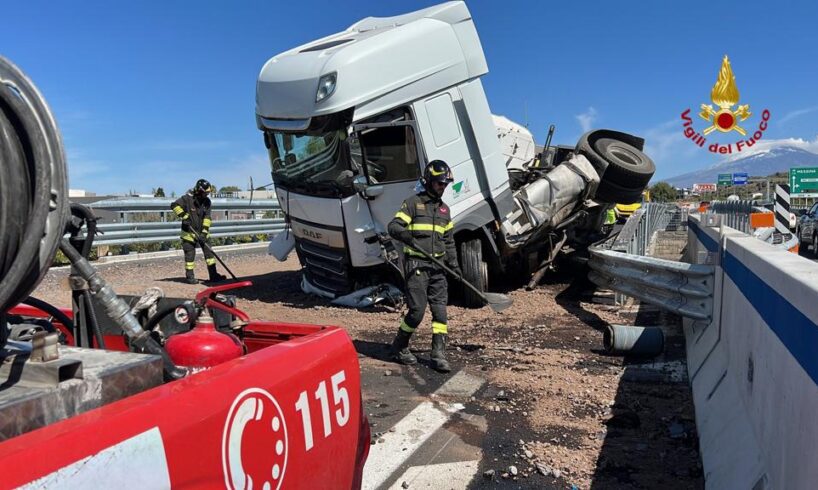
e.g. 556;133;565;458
194;178;213;196
422;160;453;186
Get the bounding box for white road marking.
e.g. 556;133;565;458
387;460;480;490
23;427;170;489
362;371;484;490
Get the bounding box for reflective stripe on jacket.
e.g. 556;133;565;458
171;193;212;241
388;191;457;265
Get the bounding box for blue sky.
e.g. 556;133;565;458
3;0;818;195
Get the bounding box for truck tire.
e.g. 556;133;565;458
597;180;648;206
459;238;487;308
576;130;655;204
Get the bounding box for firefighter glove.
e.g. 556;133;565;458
182;219;192;232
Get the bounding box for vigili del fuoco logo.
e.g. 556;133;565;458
681;55;770;155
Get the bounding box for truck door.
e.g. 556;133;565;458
350;117;426;233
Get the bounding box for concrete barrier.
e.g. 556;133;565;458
685;215;818;488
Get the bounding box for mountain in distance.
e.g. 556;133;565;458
664;147;818;188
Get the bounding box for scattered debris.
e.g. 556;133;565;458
330;283;403;309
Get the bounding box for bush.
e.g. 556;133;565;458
53;249;70;266
52;246;99;267
126;242;164;254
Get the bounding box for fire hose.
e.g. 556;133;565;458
0;57;70;346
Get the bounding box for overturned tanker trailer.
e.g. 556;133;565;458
256;1;655;306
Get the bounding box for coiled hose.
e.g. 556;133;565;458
0;57;69;347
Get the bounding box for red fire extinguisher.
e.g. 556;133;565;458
166;311;243;371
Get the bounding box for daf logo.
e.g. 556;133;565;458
301;228;322;240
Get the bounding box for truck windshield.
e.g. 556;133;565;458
266;130;355;198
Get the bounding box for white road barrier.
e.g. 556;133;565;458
686;215;818;488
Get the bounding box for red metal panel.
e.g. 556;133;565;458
0;327;365;489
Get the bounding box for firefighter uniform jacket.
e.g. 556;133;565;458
171;193;212;243
388;191;457;266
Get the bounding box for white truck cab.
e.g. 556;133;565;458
256;1;654;302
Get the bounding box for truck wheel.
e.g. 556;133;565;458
459;238;487;308
576;130;655;203
597;179;648;205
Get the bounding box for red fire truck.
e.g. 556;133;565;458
0;56;369;488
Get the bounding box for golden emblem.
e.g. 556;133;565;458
699;55;751;135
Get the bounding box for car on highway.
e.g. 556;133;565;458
796;202;818;252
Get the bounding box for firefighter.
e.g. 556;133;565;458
387;160;459;372
171;179;226;284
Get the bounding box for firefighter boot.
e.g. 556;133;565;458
430;334;451;373
207;264;227;283
389;329;417;365
185;269;197;285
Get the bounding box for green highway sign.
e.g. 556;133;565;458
717;173;733;186
790;167;818;196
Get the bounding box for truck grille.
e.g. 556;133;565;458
295;239;351;296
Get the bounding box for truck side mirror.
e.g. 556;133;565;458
364;185;384;198
352;175;368;193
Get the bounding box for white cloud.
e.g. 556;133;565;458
722;135;818;162
575;107;598;133
779;106;818;125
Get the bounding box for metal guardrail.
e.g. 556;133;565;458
588;248;715;321
88;198;280;213
707;200;798;250
86;219;286;246
71;197;286;248
590;202;715;319
708;200;763;234
607;203;686;256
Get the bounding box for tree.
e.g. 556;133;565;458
219;185;241;194
649;181;677;202
154;187;166;197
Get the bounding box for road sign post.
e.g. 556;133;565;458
718;174;732;187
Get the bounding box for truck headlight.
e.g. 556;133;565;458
316;72;337;103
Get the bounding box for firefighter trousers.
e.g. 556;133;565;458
181;239;216;271
400;262;448;335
